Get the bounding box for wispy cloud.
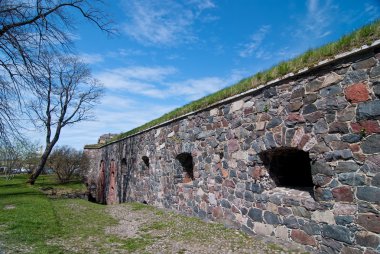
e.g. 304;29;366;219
96;65;245;100
77;53;104;64
365;3;380;21
122;0;216;46
293;0;336;41
239;25;271;58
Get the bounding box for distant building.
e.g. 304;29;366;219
98;133;117;144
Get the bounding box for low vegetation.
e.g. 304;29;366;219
85;19;380;148
0;175;307;253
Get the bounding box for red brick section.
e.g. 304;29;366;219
332;186;354;202
108;160;117;204
290;229;317;246
351;121;380;134
357;214;380;233
345;83;370;103
97;161;106;202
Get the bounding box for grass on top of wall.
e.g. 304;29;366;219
85;19;380;149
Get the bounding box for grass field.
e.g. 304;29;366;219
0;175;117;254
0;175;308;253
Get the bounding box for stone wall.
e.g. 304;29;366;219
85;44;380;253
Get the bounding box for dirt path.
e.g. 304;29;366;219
105;203;311;254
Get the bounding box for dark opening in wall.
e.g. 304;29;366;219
259;148;313;190
142;156;150;168
176;153;194;183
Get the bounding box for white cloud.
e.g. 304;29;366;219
122;0;216;46
77;53;104;64
293;0;336;40
96;65;246;100
239;25;271;58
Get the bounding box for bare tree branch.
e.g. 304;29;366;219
27;53;103;184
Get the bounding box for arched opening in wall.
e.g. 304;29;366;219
97;160;106;204
121;158;128;202
176;153;194;183
108;160;117;204
259;148;313;191
142;156;149;168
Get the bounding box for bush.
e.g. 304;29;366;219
48;146;89;183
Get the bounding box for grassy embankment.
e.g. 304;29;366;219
85;19;380;149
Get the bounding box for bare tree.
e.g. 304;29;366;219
0;0;112;144
27;54;103;184
0;139;39;179
48;146;88;183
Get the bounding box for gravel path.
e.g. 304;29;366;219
105;203;311;254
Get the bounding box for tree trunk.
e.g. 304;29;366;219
28;143;54;185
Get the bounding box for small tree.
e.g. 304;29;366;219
27;54;103;184
49;146;88;183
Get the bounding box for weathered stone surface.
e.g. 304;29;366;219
342;70;368;85
320;84;342;97
335;215;354;225
333;203;357;216
302;104;318;114
351;120;380;134
253;222;274;236
332;186;354;202
291;87;305;99
230;100;244;112
338;173;366;186
263;211;280;225
357;100;380;121
264;87;277;98
372;173;380;187
345;83;370;103
361;134;380;154
306;79;323;92
353;58;377;70
322;224;353;244
301;222;321;235
341;134;361;143
335;161;360;173
266;117;282;129
314;118;328;134
321;238;343;254
374;82;380;98
248;208;263;222
275;226;289;240
311;210;335;224
357;213;380;233
283;216;299;229
329;122;349;134
370;65;380;78
290;229;317;246
227;139;239;153
356;231;380;248
357;186;380;203
341;246;364;254
322;72;343;87
311;161;334;176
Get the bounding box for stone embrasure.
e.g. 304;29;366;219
85;45;380;253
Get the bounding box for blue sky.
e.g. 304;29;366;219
46;0;379;149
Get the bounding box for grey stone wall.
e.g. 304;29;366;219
85;45;380;253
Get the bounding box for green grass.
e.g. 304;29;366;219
0;175;116;254
84;20;380;149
